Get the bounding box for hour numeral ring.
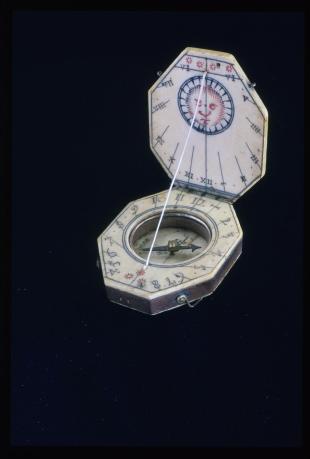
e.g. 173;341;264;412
177;75;234;135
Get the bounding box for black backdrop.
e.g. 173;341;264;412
11;11;304;446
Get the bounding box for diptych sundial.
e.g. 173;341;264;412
98;47;268;315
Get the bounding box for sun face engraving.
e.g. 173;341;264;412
178;75;234;135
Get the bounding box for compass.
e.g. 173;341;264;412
132;214;208;265
97;47;268;315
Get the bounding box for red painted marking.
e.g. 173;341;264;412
186;56;192;64
197;60;204;68
125;273;134;279
209;63;216;71
198;102;216;125
226;64;233;73
137;268;145;276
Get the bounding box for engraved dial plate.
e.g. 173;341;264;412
97;47;268;314
98;188;242;314
149;47;268;202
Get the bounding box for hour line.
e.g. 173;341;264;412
154;125;170;147
152;99;170;114
235;155;247;187
204;61;208;188
217;151;226;191
245;142;261;170
168;142;180;171
188;146;195;184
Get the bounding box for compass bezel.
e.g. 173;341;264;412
128;210;213;268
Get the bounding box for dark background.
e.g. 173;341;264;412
11;11;304;446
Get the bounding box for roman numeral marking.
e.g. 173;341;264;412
186;146;195;184
200;177;213;185
174;192;185;207
245;142;261;170
184;170;193;179
152;99;170;114
152;194;165;207
246;117;263;136
160;77;174;87
191;197;206;209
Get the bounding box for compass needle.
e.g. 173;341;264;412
97;47;268;315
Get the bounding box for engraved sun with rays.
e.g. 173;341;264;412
178;76;234;135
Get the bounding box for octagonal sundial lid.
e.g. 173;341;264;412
148;47;268;202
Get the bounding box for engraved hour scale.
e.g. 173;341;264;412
98;48;268;315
